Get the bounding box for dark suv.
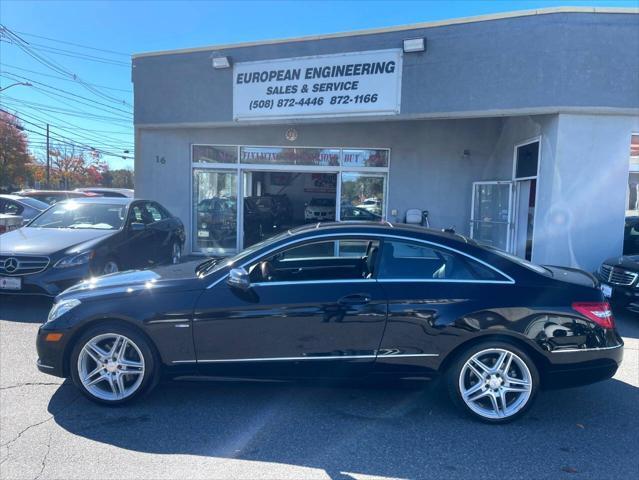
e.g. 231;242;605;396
595;216;639;314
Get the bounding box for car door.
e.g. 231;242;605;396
120;202;156;269
373;237;515;377
193;236;388;378
144;202;174;263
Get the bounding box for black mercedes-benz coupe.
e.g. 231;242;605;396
37;223;622;423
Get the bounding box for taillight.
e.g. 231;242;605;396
572;302;615;329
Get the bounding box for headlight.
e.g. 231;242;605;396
54;250;94;268
47;298;81;322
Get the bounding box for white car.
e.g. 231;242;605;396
356;197;382;215
304;198;336;222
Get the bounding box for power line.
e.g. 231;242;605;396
1;71;132;115
17;42;131;67
1;97;132;123
14;29;130;57
0;63;132;93
1;110;133;157
1;108;134;151
1;102;133;135
0;25;131;107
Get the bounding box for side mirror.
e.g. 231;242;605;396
130;222;146;231
226;267;251;291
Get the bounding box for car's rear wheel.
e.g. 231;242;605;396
447;342;539;424
70;324;159;405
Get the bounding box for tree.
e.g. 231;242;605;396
109;168;134;189
0;111;33;192
35;143;108;189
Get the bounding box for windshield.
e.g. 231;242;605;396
28;201;126;230
19;197;49;210
198;229;292;276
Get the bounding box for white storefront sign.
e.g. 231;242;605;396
233;49;402;121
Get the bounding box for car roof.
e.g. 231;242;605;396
56;197;133;205
288;221;475;244
0;194;24;201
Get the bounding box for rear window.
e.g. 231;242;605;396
488;248;550;276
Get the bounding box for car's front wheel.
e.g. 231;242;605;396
447;342;539;424
70;323;159;405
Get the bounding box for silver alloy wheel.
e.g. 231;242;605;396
171;242;181;264
459;348;532;420
102;260;119;274
77;333;145;401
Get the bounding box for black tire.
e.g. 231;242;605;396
93;257;119;276
446;340;539;424
69;322;160;406
170;241;182;265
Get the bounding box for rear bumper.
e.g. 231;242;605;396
542;343;623;389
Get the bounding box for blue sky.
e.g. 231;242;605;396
1;0;636;169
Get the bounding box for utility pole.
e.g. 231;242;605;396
46;123;50;188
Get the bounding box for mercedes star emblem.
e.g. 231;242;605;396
4;257;19;274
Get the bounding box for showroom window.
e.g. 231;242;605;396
191;145;390;254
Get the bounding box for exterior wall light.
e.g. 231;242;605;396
403;38;425;53
212;56;231;69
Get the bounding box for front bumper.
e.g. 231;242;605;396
595;272;639;313
0;264;89;297
36;324;73;377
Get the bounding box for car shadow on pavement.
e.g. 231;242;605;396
47;376;638;479
0;296;52;323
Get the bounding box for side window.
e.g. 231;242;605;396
146;203;168;222
249;238;379;283
0;201;24;215
129;204;144;223
378;240;503;281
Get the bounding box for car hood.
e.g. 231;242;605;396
0;227;115;255
58;261;205;300
306;205;335;212
603;255;639;271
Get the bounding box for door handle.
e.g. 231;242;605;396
338;294;371;306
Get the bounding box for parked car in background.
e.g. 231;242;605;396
0;194;49;223
0;197;184;296
341;205;382;222
14;189;98;205
75;187;134;198
37;222;621;423
0;214;23;235
304;197;336;222
356;197;382;215
196;197;236;242
595;216;639;314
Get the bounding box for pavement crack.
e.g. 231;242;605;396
0;382;65;391
0;392;80;463
33;431;52;480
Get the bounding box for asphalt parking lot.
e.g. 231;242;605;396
0;297;637;480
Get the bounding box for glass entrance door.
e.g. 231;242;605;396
193;169;238;255
470;181;513;252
